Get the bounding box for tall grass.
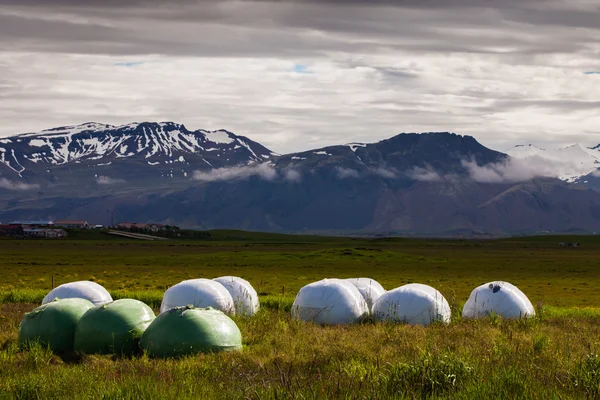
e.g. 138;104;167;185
2;303;600;398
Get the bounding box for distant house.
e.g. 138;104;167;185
10;220;54;227
23;228;68;239
116;222;167;232
117;222;145;230
55;220;89;229
0;225;24;237
149;223;166;232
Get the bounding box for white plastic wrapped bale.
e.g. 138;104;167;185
42;281;113;306
291;279;369;325
213;276;260;317
462;281;535;319
160;279;235;315
345;278;386;311
372;283;451;326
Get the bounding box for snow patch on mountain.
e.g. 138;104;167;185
0;122;274;175
346;143;367;152
205;130;235;144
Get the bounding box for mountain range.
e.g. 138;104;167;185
1;122;600;236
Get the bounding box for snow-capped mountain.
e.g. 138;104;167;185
0;122;274;181
506;143;600;183
2;126;600;236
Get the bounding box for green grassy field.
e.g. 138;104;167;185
2;232;600;398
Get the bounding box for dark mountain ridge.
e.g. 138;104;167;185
0;122;599;236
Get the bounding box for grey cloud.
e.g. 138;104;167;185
370;167;397;179
407;166;442;182
0;0;599;151
96;176;124;185
283;169;302;182
492;99;600;113
460;156;589;183
192;164;301;182
0;178;39;190
193;163;277;182
335;167;360;179
0;1;598;58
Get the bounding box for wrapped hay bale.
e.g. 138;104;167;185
74;299;155;355
43;280;112;306
345;277;386;312
140;306;242;358
372;283;451;325
213;276;260;317
292;279;369;325
462;281;535;319
19;298;94;353
160;279;235;315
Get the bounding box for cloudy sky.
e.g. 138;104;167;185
1;0;599;153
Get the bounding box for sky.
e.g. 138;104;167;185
1;0;599;154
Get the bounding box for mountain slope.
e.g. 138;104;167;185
0;122;274;187
1;123;600;236
275;132;506;175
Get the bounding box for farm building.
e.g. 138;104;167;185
55;220;89;229
0;225;24;237
23;228;68;239
116;222;167;232
10;220;54;227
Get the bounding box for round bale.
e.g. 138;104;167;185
372;283;451;325
160;279;235;315
140;306;242;358
291;278;369;325
74;299;155;355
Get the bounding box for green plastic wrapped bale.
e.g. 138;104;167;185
18;298;94;353
74;299;155;355
140;306;242;358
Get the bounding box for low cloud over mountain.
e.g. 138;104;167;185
2;122;600;236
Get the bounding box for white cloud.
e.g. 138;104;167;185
370;167;397;179
193;163;277;182
283;168;301;182
0;178;39;190
460;156;578;183
335;167;360;179
96;175;124;185
407;166;442;182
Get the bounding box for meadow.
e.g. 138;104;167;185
2;231;600;398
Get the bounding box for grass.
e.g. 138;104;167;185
3;303;600;398
2;232;600;398
3;234;600;307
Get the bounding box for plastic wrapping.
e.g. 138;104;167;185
462;281;535;319
42;281;113;306
213;276;260;317
74;299;155;355
372;283;451;325
18;298;94;353
291;279;369;325
140;306;242;358
345;278;386;311
160;279;235;315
